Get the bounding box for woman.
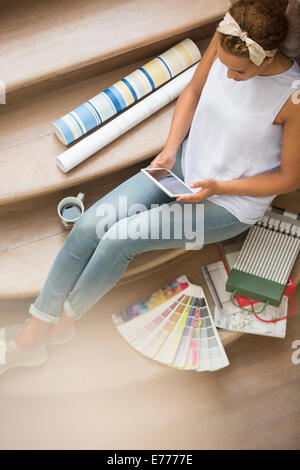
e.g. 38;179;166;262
1;0;299;374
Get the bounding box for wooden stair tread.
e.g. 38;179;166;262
273;191;300;215
0;0;229;102
0;164;144;250
0;38;211;208
0;162;185;298
218;330;241;347
0;232;188;299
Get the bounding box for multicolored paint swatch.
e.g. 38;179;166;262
112;275;189;326
114;281;229;372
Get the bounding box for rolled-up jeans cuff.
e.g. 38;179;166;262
29;303;61;325
63;299;84;321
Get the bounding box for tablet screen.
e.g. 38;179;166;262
143;168;194;195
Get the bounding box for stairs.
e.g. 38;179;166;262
0;0;299;349
0;0;226;107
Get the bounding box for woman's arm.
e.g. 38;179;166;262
177;93;300;201
163;33;219;154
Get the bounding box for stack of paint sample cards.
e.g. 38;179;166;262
112;276;229;372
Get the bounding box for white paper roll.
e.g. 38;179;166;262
56;63;199;173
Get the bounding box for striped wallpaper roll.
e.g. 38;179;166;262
52;38;201;145
56;63;199;173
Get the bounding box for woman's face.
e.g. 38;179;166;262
217;42;273;81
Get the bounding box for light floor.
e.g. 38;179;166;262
0;256;299;450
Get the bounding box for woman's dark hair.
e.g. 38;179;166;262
218;0;289;59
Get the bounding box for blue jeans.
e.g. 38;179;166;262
29;146;251;324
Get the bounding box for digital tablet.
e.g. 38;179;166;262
141;167;196;197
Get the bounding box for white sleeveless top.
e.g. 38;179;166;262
181;56;300;225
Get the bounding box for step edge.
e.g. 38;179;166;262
0;248;188;299
3;11;226;94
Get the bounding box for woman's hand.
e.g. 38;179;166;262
176;178;218;202
150;148;177;170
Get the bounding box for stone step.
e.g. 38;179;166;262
0;0;229;106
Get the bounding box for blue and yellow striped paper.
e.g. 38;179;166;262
52;38;201;145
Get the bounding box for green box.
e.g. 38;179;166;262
226;269;285;307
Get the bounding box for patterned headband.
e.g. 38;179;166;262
217;12;278;66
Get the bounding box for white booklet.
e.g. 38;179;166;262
213;298;288;338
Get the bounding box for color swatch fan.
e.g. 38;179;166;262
113;280;229;372
112;275;190;326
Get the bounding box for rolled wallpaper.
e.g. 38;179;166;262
56;62;199;173
52;38;201;145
